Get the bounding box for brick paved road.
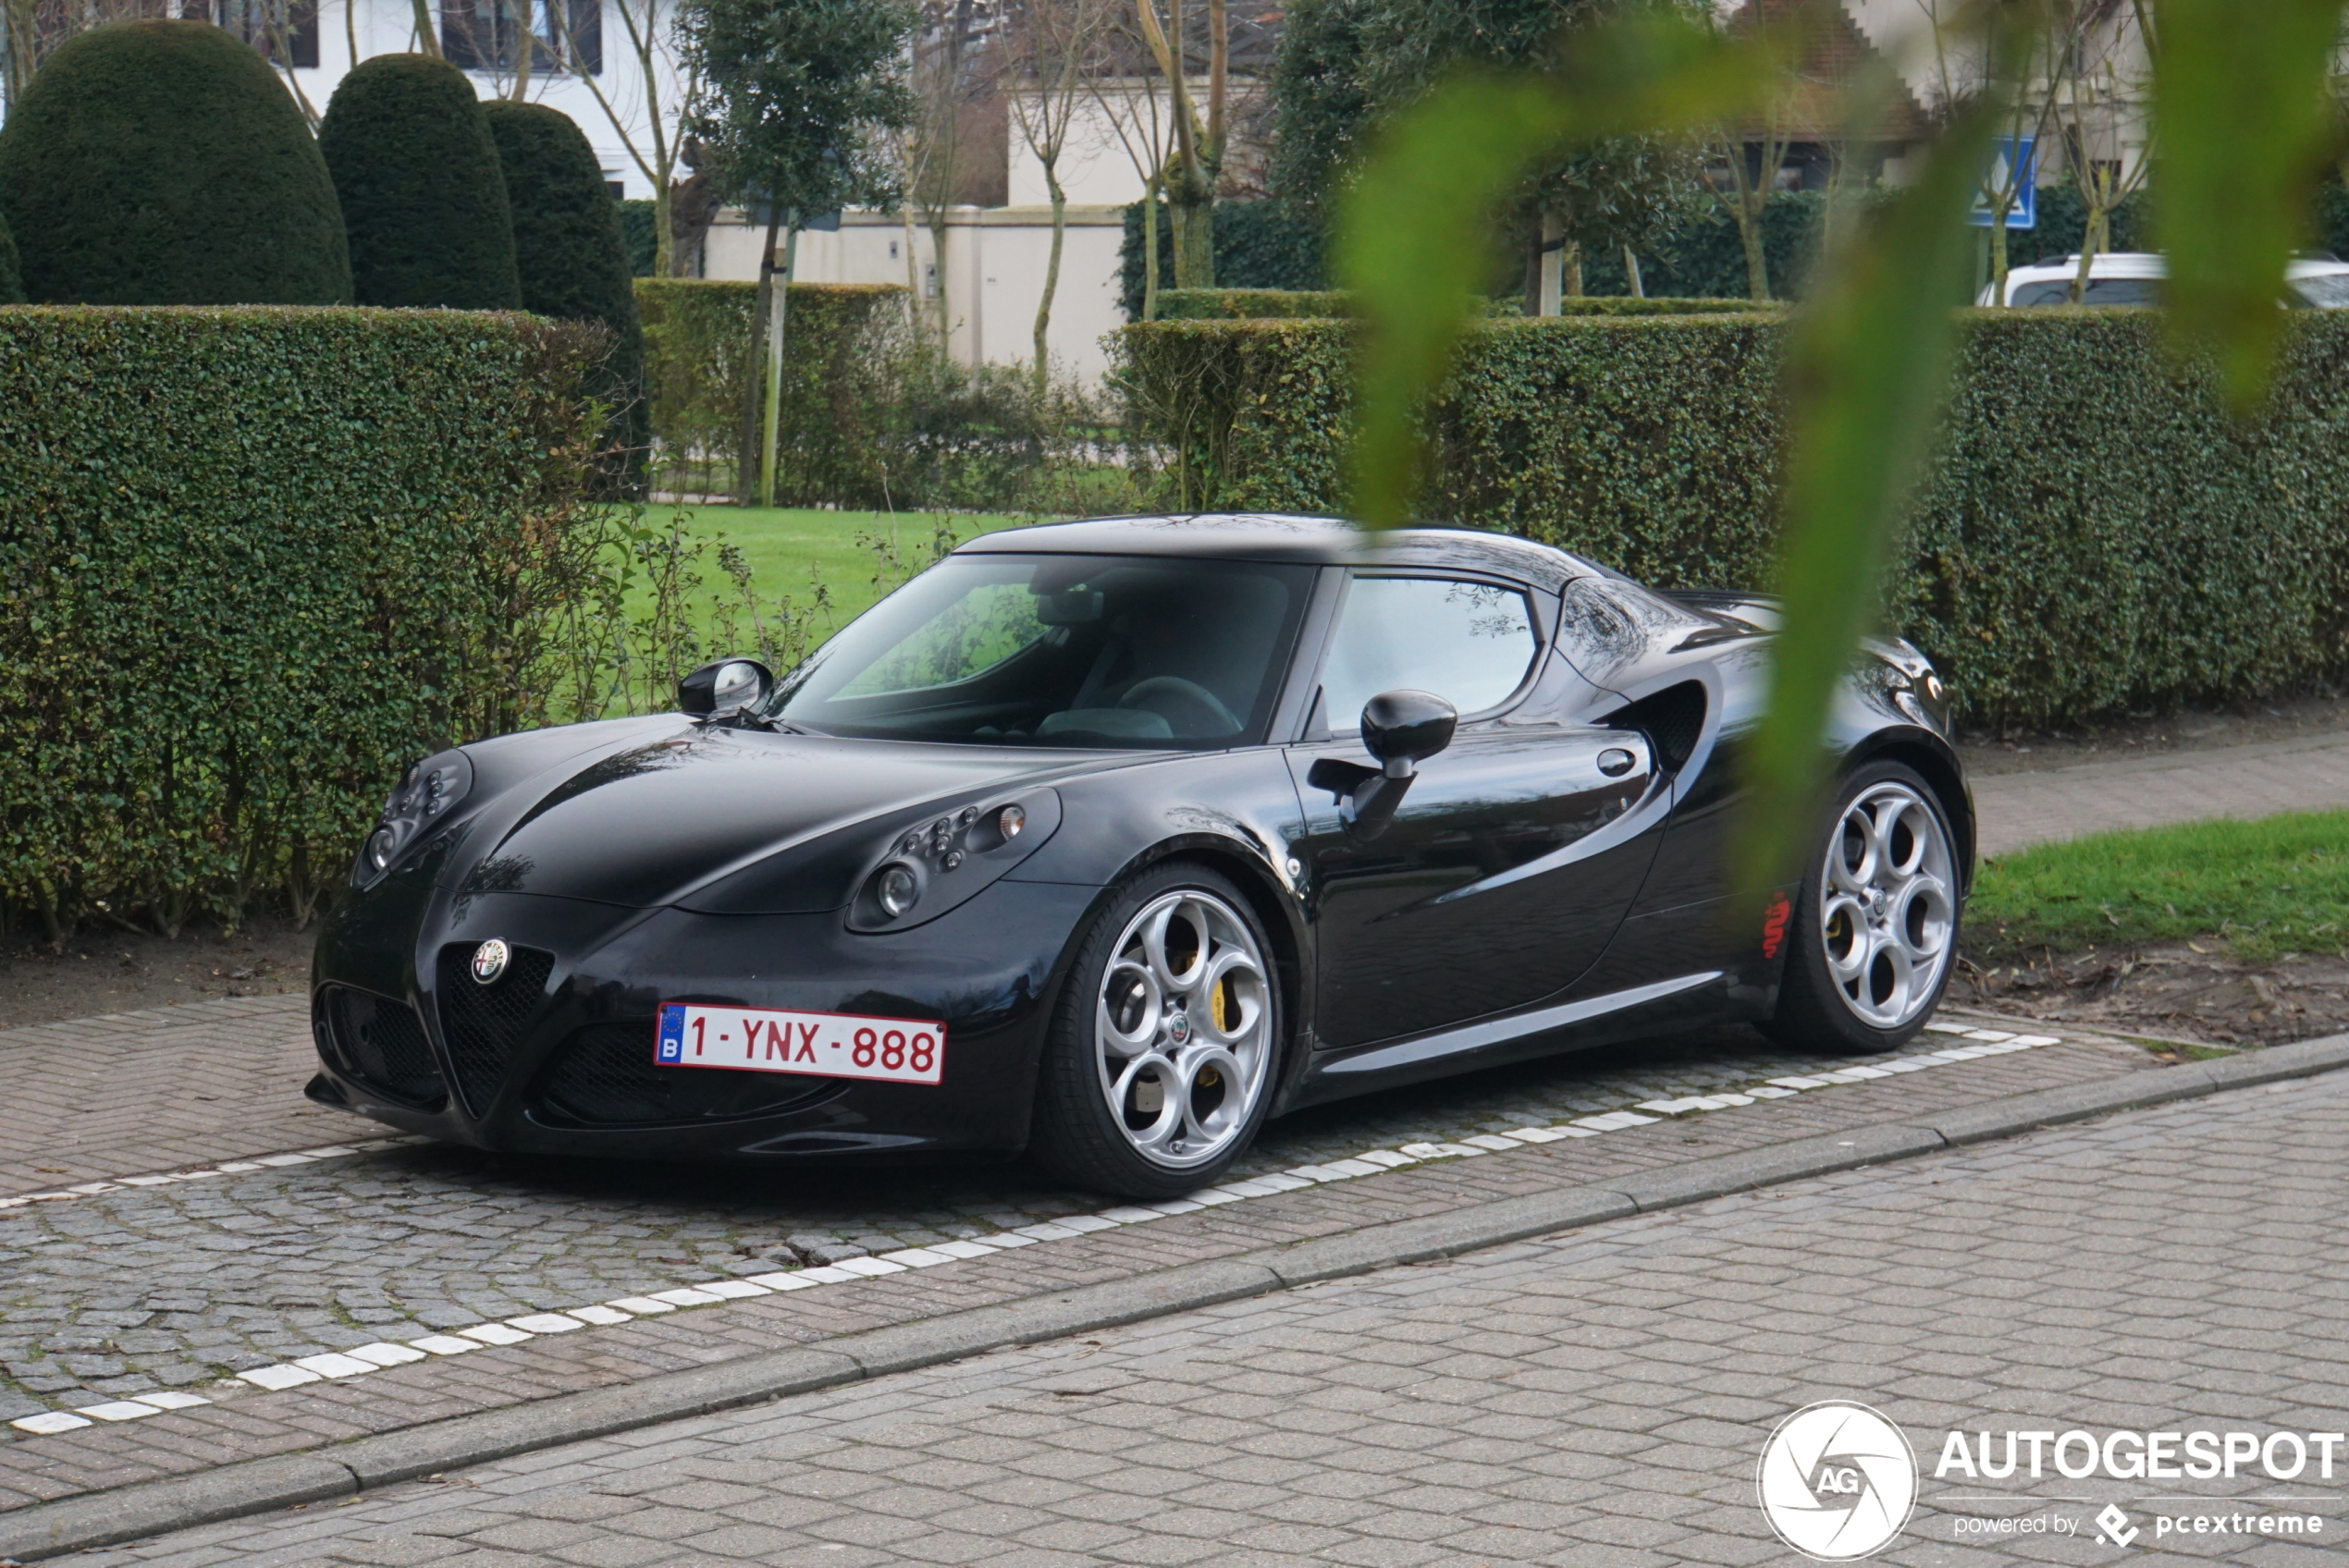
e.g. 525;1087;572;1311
1973;730;2349;856
60;1064;2349;1567
0;1022;2135;1424
0;1026;2150;1516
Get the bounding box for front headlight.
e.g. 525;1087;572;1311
844;791;1061;930
352;748;474;888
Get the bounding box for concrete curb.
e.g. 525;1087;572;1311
7;1034;2347;1562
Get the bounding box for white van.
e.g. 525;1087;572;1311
1976;251;2349;308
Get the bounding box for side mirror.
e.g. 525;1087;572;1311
679;657;773;717
1359;690;1457;779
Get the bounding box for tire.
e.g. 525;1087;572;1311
1027;860;1285;1199
1762;760;1962;1055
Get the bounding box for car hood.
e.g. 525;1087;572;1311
445;724;1105;912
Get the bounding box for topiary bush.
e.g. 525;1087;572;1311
0;207;20;305
484;100;646;484
0;20;351;305
318;53;521;310
1116;310;2349;728
0;306;602;939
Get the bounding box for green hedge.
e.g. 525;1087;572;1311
1116;311;2349;727
0;306;599;938
1120;199;1326;318
635;277;907;502
1155;288;1771;320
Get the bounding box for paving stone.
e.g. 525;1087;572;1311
59;1072;2343;1566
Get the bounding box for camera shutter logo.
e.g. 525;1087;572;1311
1756;1402;1918;1560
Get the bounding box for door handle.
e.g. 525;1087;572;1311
1596;747;1638;778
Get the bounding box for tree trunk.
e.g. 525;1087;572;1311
1563;241;1583;299
1989;217;2010;307
926;214;952;354
738;213;781;506
1624;244;1645;299
760;228;796;508
410;0;439;55
1171;175;1213;288
1034;170;1065;397
510;0;534;99
1738;192;1770;301
1522;226;1542;316
2070;204;2108;304
1141;177;1162;321
652;179;672;279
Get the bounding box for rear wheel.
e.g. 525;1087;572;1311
1764;762;1961;1054
1028;861;1282;1199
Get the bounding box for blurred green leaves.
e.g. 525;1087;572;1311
1338;0;2346;908
2153;0;2341;410
1335;11;1778;528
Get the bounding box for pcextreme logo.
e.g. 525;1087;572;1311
1756;1402;1919;1560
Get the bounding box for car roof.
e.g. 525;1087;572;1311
2001;251;2349;284
953;513;1597;592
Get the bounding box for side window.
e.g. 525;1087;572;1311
1318;576;1537;729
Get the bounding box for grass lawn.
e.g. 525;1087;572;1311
1967;810;2349;963
643;504;1032;631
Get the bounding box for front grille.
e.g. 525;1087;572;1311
436;942;556;1115
535;1023;840;1127
320;986;446;1109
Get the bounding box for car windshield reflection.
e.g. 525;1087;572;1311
766;555;1316;747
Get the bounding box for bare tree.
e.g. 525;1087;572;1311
1132;0;1224;288
905;0;983;351
1699;50;1796;303
1002;0;1109;389
2052;0;2153;301
550;0;699;275
1089;13;1176;319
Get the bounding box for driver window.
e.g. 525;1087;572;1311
1319;576;1537;731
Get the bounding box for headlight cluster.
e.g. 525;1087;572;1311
353;749;474;888
859;801;1032;926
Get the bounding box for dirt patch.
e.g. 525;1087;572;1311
1959;691;2349;778
0;916;314;1032
1958;938;2349;1047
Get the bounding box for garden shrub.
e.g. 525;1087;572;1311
0;20;351;305
0;307;602;940
620;198;659;276
633;278;1109;512
0;209;18;304
1154;288;1768;319
1115;310;2349;728
1119;199;1327;318
484;100;646;482
318;54;521;310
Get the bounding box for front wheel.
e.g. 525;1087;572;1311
1763;762;1962;1054
1027;862;1283;1199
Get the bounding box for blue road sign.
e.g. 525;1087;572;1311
1969;136;2036;229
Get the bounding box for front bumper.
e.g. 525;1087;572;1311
308;878;1103;1163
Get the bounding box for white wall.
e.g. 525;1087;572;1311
705;206;1133;385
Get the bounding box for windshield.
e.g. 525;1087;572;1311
2010;276;2161;307
767;554;1317;747
2290;273;2349;308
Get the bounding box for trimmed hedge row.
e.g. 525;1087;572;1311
0;306;599;938
1153;288;1765;319
1116;311;2349;726
635;277;907;502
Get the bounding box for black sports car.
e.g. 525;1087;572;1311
310;514;1971;1199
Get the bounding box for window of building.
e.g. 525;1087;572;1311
185;0;318;67
442;0;601;76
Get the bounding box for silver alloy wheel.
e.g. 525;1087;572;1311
1819;781;1956;1030
1094;888;1273;1170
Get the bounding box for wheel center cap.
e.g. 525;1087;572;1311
1165;1011;1191;1046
